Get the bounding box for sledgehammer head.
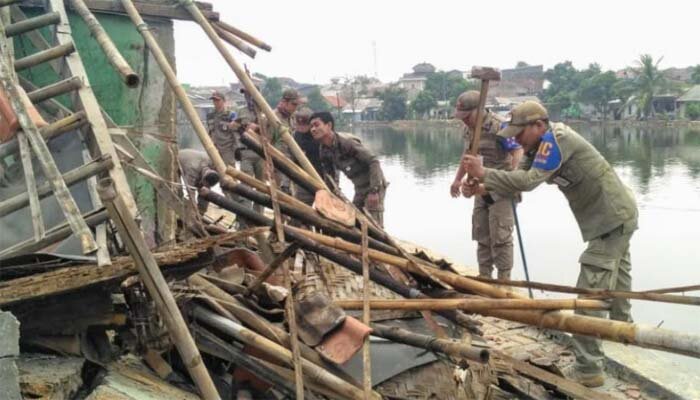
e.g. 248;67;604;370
471;66;501;81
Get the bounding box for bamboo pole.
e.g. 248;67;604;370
194;326;297;399
119;0;227;177
290;227;700;358
5;12;60;37
212;23;256;58
0;155;113;218
27;76;83;103
470;276;700;306
193;305;382;400
284;255;304;399
17;131;45;241
68;0;140;87
97;179;220;400
176;0;326;187
257;360;350;400
335;298;610;311
14;42;75;71
199;188;481;333
643;284;700;294
371;323;489;363
213;20;272;52
361;220;372;398
224;180;397;255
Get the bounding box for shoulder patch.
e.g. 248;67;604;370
532;131;562;171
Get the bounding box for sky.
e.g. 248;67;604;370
174;0;699;86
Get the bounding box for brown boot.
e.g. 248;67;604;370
572;369;605;388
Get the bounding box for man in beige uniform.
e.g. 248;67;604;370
450;91;523;280
206;91;237;167
461;101;638;387
267;88;301;194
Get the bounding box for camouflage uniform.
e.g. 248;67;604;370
463;111;518;279
271;107;295;193
178;149;215;213
206;108;237;167
486;108;638;377
319;132;386;226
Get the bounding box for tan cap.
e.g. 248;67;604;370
282;88;300;102
453;90;480;119
209;90;225;100
497;101;548;137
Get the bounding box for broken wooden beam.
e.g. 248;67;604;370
212;23;256;58
213;20;271;52
97;178;220;400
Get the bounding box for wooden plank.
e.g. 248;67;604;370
17;131;45;241
10;6;64;74
496;352;618;400
48;0;139;217
82;148;111;266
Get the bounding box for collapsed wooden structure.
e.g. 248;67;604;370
1;1;699;399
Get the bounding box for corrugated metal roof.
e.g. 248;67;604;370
678;85;700;102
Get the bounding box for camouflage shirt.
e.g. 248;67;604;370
319;132;385;192
178;149;212;188
206;109;237;153
463;111;516;170
483;122;638;241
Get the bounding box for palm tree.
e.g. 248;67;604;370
633;54;666;118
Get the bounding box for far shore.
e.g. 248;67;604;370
346;119;700;131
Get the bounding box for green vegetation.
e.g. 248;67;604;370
686;103;700;120
691;65;700;85
261;77;282;106
633;54;667;118
378;85;408;121
306;86;330;112
411;90;437;119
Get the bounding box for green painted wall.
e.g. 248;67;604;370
14;8;177;244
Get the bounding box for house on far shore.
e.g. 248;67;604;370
677;85;700;119
343;98;383;122
398;63;436;100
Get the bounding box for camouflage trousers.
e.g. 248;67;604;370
353;185;386;228
472;195;514;279
239;150;265;216
572;224;634;375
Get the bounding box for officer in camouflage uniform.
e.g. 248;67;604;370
309;111;387;227
206;91;237;167
461;101;638;388
450;91;523;280
232;108;265;214
178;149;219;213
292;106;323;206
265;88;301;194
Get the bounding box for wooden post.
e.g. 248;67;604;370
68;0;140;87
27;76;83;104
176;0;326;188
17;131;44;241
361;220;372;398
97;179;220;400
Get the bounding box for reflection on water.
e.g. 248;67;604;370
345;122;700;370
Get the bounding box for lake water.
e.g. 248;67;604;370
344;122;700;371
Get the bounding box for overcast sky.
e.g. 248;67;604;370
174;0;698;86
